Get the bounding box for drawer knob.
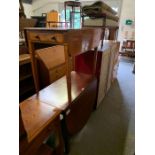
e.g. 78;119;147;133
35;35;40;40
51;36;57;42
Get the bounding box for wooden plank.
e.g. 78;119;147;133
30;71;94;110
19;54;31;65
20;98;61;142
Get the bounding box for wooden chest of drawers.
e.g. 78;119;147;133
36;45;66;88
49;64;66;82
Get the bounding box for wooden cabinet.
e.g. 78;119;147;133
19;54;35;102
38;62;66;88
65;77;97;136
97;47;111;105
36;46;66;88
49;64;66;82
75;40;120;108
24;27;103;153
27;71;97;153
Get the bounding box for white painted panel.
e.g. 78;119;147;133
97;49;111;107
118;0;135;47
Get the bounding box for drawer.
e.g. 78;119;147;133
49;64;66;82
28;32;64;43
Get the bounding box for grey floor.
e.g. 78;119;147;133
69;58;135;155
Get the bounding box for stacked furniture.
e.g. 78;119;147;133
20;25;121;154
19;18;37;101
20;27;102;153
82;1;119;41
75;40;120;108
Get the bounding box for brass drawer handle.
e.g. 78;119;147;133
51;36;57;42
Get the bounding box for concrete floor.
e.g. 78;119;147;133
68;58;135;155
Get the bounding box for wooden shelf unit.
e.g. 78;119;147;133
19;53;35;102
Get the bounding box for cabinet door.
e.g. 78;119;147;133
97;49;111;107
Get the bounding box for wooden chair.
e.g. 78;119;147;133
46;10;59;27
121;40;135;57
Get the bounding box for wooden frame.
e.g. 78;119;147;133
25;28;102;94
25;27;103;153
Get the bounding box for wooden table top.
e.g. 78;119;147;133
25;27;78;31
25;27;103;33
25;27;102;95
20;71;94;142
20;98;61;142
30;71;94;110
